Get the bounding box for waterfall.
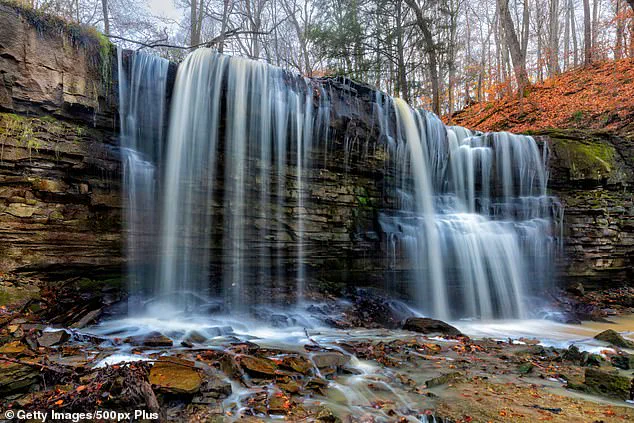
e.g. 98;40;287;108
156;49;329;313
117;49;169;308
117;47;560;321
379;97;561;319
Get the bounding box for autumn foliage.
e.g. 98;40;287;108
447;59;634;135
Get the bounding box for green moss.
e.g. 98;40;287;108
575;367;634;401
548;134;617;181
75;277;123;291
571;110;584;122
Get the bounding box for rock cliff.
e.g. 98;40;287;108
0;2;122;286
0;2;631;308
536;129;634;288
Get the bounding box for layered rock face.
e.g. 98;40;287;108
538;129;634;288
0;3;631;307
0;3;122;281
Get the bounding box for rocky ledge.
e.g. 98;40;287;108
1;291;634;422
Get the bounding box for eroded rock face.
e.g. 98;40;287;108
534;129;634;289
0;4;123;303
1;3;631;310
0;3;117;127
0;113;122;281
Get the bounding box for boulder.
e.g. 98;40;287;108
594;329;634;349
183;330;207;344
124;331;173;347
425;371;463;388
611;353;634;370
310;352;350;370
149;358;202;395
279;355;313;374
192;371;232;404
238;355;278;376
70;308;102;329
402;318;462;337
37;330;70;347
0;361;40;396
581;367;634;401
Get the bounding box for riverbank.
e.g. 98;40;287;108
2;286;634;422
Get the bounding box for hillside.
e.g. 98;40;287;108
449;59;634;137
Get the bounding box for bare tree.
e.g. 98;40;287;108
497;0;529;94
583;0;592;64
404;0;441;114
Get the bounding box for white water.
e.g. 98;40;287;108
118;48;561;322
377;94;562;319
117;49;169;305
155;49;330;312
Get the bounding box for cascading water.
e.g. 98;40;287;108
117;47;560;321
377;94;562;320
157;49;330;313
117;49;169;307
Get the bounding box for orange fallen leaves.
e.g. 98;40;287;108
447;58;634;135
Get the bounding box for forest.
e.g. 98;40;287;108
18;0;634;116
1;0;633;421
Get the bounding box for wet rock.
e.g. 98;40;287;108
424;371;463;388
184;330;207;344
228;340;260;354
579;367;634;400
566;283;585;296
594;329;634;348
268;391;291;415
343;288;412;329
37;330;70;347
305;376;329;394
402;318;462;337
310;352;350;370
278;379;302;393
192;371;232;404
315;407;341;423
270;314;296;328
279;355;313;374
611;353;634;370
149;357;202;395
0;361;40;396
125;331;173;347
69;308;102;329
238;355;278;376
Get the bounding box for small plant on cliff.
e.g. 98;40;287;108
2;0;114;91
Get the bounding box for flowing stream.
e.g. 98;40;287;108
60;46;625;422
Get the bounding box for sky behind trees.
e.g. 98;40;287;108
17;0;634;116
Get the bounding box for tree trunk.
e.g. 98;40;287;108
571;0;578;65
498;0;529;95
548;0;560;76
592;0;599;58
583;0;592;64
396;0;409;102
190;0;200;47
616;0;624;59
101;0;109;35
626;0;634;57
217;0;231;53
563;0;570;69
404;0;440;114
